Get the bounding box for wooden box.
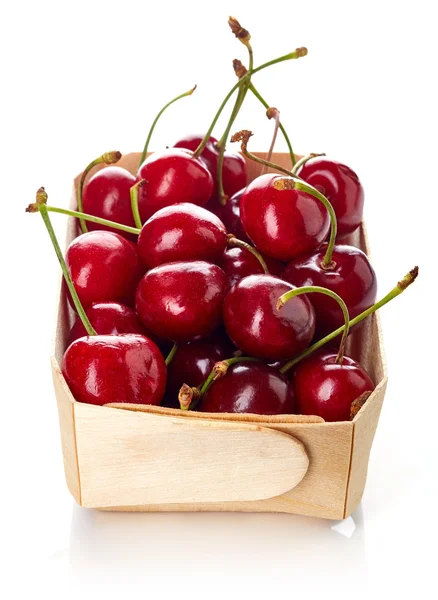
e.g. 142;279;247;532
51;152;387;520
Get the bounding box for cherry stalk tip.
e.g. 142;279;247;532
228;16;251;43
213;361;229;380
273;178;295;191
398;266;419;290
178;384;201;411
102;151;122;164
266;107;279;120
233;58;247;79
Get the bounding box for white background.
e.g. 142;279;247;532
1;1;437;597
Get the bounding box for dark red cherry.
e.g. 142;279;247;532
82;167;137;240
293;351;375;421
164;333;233;407
223;274;315;360
201;362;296;414
62;334;167;406
297;157;364;239
136;260;228;342
173;134;247;201
221;188;251;244
65;231;143;310
282;244;377;338
137;203;227;269
67;302;145;347
136;148;214;221
240;174;330;261
220;247;284;288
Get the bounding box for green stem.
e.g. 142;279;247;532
249;83;295;167
165;343;178;367
227;235;268;274
277;286;350;363
77;151;122;234
138;85;197;167
27;190;97;336
280;267;419;374
291;153;326;176
130;180;145;229
232;134;337;268
192;48;307;159
46;206;141;236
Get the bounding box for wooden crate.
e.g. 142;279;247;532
51;152;387;520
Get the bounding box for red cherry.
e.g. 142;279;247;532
67;302;145;347
201;362;296;414
173;133;247;201
223;274;315;360
164;333;233;407
65;231;143;310
297;157;364;239
282;244;377;338
240;174;330;261
136;148;213;221
82;167;137;240
293;351;375;421
136;260;228;342
137;203;227;269
220;188;251;244
62;334;166;406
220;246;284;288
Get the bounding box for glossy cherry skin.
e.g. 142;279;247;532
62;334;167;406
136;148;213;222
173;133;247;201
282;244;377;338
221;188;250;244
240;174;330;261
201;363;296;414
223;274;315;360
297;157;364;239
67;302;145;347
82;167;137;240
137;203;227;269
220;247;284;288
164;333;233;408
65;231;143;310
293;351;375;421
136;260;228;342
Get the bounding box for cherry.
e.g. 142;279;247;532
220;188;251;243
137;203;227;269
173;134;247;203
293;351;375;421
220;246;283;288
201;362;296;414
164;333;233;407
239;173;330;261
223;274;315;360
82;166;137;240
65;231;143;310
67;302;145;347
136;148;214;222
282;244;377;338
136;260;228;342
296;156;364;239
62;334;166;406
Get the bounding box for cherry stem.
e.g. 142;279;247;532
45;206;141;236
277;286;350;364
291;153;326;176
191;48;308;159
261;107;281;175
227;234;269;274
279;267;419;374
165;343;178;367
179;356;259;411
26;188;97;336
249;84;295;167
130;180;146;229
138;85;197;168
231;131;337;268
77;151;122;234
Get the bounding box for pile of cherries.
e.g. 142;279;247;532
28;18;417;422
